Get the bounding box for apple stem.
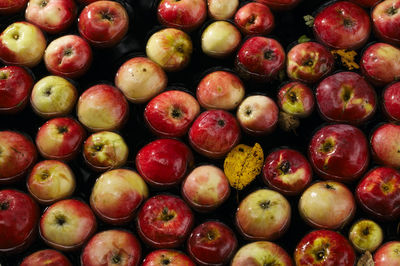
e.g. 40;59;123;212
217;120;225;127
264;50;275;60
112;255;121;264
387;6;398;16
259;200;271;210
325;184;335;190
362;226;370;236
160;207;174;221
40;0;48;7
279;161;291;174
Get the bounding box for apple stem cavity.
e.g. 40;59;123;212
387;6;398;16
171;108;182;119
40;170;50;181
160;207;175;221
57;126;68;134
44;87;52;96
56;215;66;226
40;0;48;7
362;226;370;236
161;256;171;265
112;255;121;264
64;48;73;57
0;202;9;210
259;200;271;209
264;50;275;60
325;183;335;190
101;11;113;21
343;18;354;28
217;120;225;127
279;161;291;174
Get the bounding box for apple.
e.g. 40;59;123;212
144;90;200;138
83;131;129;172
256;0;301;11
372;0;400;46
90;169;149;225
78;0;129;48
348;219;383;253
370;123;400;168
25;0;77;34
81;230;141;266
39;199;97;251
146;28;193;72
286;41;334;84
187;221;237;266
237;95;279;135
0;66;33;114
207;0;238;20
27;160;76;205
234;2;274;36
142;249;195;266
77;84;129;132
294;230;356;266
0;189;39;254
135;138;194;188
136;194;194;249
30;75;78;118
236;189;291;241
313;1;371;50
231;241;293;266
235;36;285;82
0;131;37;184
157;0;207;32
182;165;230;212
262;148;312;196
196;70;245;110
383;82;400;122
188;109;241;159
277;81;315;118
0;0;28;15
201;21;241;58
36;117;86;161
115;57;167;104
316;72;377;125
0;22;46;67
44;35;92;79
21;249;72;266
350;0;380;7
308;124;369;182
374;241;400;266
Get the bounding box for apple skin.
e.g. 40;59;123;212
30;75;78;118
196;70;245;111
350;0;380;7
0;189;39;254
286;42;334;84
0;0;28;15
27;160;76;205
0;66;33;114
187;221;237;266
262;148;312;196
25;0;77;34
299;181;356;230
77;84;129;132
142;249;195;266
136;194;194;249
21;249;72;266
313;1;371;50
157;0;207;32
188;109;241;159
36;117;86;161
0;131;37;184
234;2;274;36
136;138;194;188
374;241;400;266
370;123;400;168
372;0;400;46
356;167;400;221
0;22;46;68
308;124;369;182
383;82;400;122
277;82;315;118
232;241;293;266
256;0;301;11
115;57;167;104
81;230;141;266
90;169;149;225
294;230;356;266
316;72;377;125
207;0;238;20
44;35;92;79
235;36;285;82
39;199;97;251
348;219;383;253
78;0;129;48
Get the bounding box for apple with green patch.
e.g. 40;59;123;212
348;219;383;253
277;81;314;118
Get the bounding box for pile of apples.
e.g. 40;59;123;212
1;0;400;265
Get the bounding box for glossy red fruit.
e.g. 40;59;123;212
277;82;315;118
383;82;400;122
374;241;400;266
234;2;274;36
142;249;195;266
372;0;400;46
20;249;71;266
370;123;400;168
0;0;28;14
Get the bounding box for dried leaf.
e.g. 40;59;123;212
331;49;360;70
357;251;374;266
304;15;314;27
278;111;300;132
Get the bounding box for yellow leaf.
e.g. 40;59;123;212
331;49;360;70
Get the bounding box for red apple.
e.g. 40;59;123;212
136;138;194;188
0;0;28;15
0;66;33;114
187;221;237;266
144;90;200;138
234;2;274;36
137;194;194;249
372;0;400;45
256;0;301;11
374;241;400;266
188;109;241;159
348;219;383;253
313;1;371;50
308;124;369;182
350;0;380;7
370;123;400;168
0;189;39;254
383;82;400;122
36;117;86;161
207;0;238;20
21;249;71;266
142;249;195;266
277;82;315;118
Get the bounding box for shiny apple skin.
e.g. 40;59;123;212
36;117;86;161
299;181;356;230
350;0;380;7
207;0;238;20
144;90;200;138
187;221;237;266
308;124;369;182
0;66;33;114
374;241;400;266
188;110;241;159
234;2;274;36
0;189;39;254
313;1;371;50
0;0;28;14
21;249;72;266
81;230;141;266
142;249;195;266
316;72;377;125
0;131;37;184
136;138;193;188
294;230;356;266
157;0;207;32
263;148;312;196
287;42;334;84
372;0;400;45
256;0;301;10
371;123;400;168
136;194;194;249
278;82;315;118
383;82;400;121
